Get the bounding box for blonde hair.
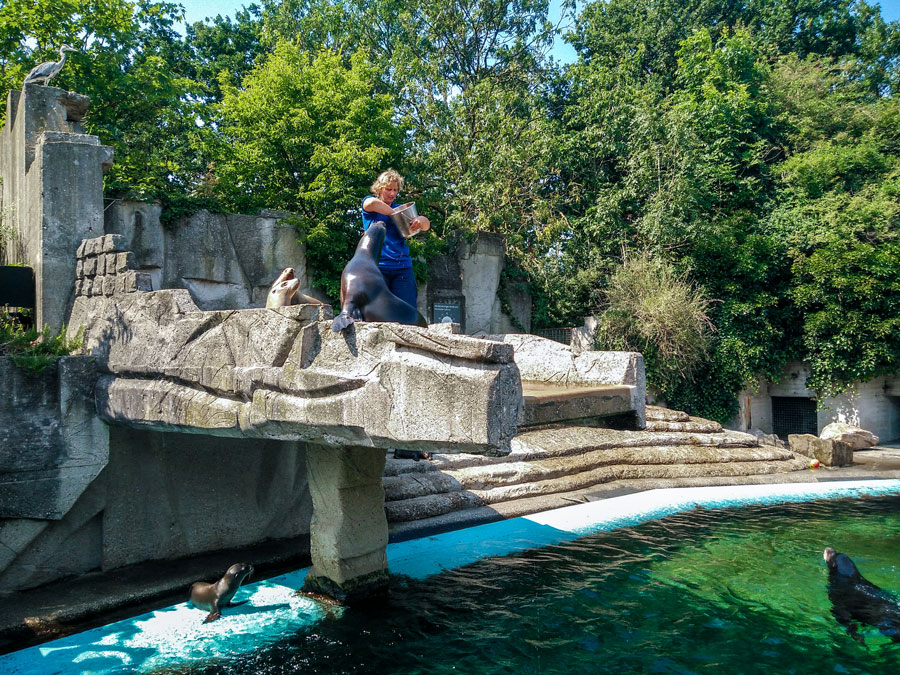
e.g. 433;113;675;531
371;169;405;196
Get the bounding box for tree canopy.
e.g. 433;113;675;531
2;0;899;422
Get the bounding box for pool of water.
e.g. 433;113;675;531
4;481;900;674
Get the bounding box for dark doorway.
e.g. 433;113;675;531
772;396;818;439
0;265;35;329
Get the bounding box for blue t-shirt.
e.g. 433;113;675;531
362;197;411;271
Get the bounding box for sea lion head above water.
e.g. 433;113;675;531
823;547;900;645
824;547;861;580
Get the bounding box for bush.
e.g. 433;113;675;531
598;251;714;388
0;311;83;375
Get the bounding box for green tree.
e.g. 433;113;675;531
768;85;900;398
213;43;403;299
0;0;211;197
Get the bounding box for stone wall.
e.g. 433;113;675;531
423;233;531;334
106;201;532;334
733;359;900;443
0;356;107;521
104;201;320;310
0;425;312;594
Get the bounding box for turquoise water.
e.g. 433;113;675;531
179;494;900;674
4;481;900;674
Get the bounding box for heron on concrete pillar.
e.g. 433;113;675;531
24;45;78;86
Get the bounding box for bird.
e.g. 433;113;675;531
23;45;78;86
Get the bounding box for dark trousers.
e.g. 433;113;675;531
380;266;418;308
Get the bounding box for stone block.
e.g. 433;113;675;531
95;253;106;275
135;272;152;292
102;233;127;253
105;252;117;273
83;255;97;276
86;237;103;256
76;240;88;258
304;444;388;588
122;270;138;292
103;275;116;297
116;251;134;273
522;383;635;427
426;322;461;336
789;434;854;466
75;259;83;278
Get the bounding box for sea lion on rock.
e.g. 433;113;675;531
266;267;324;308
824;547;900;645
332;222;427;332
190;562;254;623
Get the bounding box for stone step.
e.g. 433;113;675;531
385;455;810;522
387;471;820;541
383;444;797;501
383;427;763;477
643;418;724;433
382;405;809;531
521;382;636;427
645;405;690;422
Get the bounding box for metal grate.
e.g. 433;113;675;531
534;327;574;345
772;396;818;440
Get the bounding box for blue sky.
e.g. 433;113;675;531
178;0;900;66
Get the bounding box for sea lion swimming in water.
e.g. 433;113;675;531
266;267;324;308
823;547;900;645
190;562;254;623
332;222;427;332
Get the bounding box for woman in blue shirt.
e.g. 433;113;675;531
361;169;430;308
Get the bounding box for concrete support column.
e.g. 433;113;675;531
0;85;113;333
302;444;389;603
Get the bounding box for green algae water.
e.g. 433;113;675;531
186;495;900;674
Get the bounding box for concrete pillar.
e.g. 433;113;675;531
0;85;113;332
302;444;389;603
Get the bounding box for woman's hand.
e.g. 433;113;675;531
410;215;430;233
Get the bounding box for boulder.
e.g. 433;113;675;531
820;423;879;450
788;434;853;467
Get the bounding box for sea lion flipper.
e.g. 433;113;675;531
203;610;222;623
228;599;249;608
332;312;355;332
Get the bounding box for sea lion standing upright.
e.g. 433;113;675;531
190;562;254;623
332;222;427;332
823;547;900;644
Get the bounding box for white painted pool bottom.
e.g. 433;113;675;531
4;479;900;675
